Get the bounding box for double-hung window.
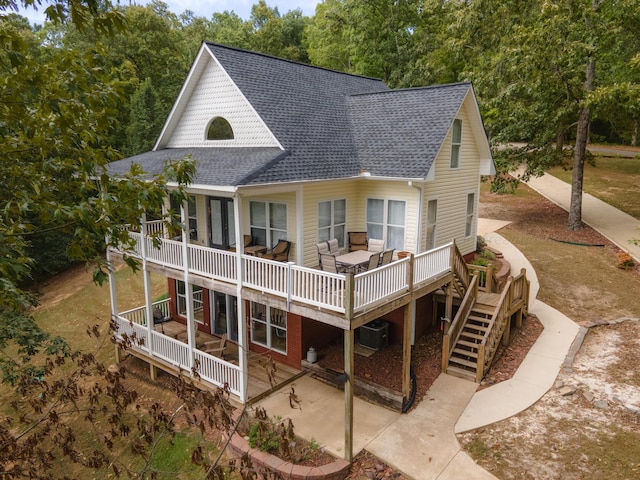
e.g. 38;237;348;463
466;193;475;237
250;302;287;354
450;119;462;169
367;198;406;251
318;199;346;248
176;281;204;324
426;199;438;250
250;201;287;247
169;195;198;240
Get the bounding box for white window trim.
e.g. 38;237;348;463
450;119;462;169
249;200;288;248
465;192;476;238
250;302;287;354
366;197;406;251
426;197;438;250
317;199;347;249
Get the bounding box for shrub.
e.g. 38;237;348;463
616;252;635;270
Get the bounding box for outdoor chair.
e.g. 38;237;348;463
260;240;291;262
319;253;345;273
379;249;394;267
348;231;367;252
243;234;253;248
152;306;170;334
203;333;227;358
367;238;385;253
316;241;330;263
327;238;340;255
361;252;382;272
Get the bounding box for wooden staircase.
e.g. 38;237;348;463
446;304;494;381
442;245;530;383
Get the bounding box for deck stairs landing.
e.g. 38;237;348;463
446;298;498;381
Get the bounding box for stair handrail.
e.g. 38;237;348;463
467;263;499;293
442;273;479;372
450;240;470;297
477;275;514;382
507;268;529;314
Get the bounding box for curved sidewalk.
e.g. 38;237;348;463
524;172;640;263
455;230;580;433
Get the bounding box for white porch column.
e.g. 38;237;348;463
107;248;121;363
140;213;155;355
180;201;196;374
234;192;249;403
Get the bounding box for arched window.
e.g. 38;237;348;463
206;117;234;140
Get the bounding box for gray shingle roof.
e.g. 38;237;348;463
105;147;286;185
348;83;471;178
107;44;474;187
205;43;388;184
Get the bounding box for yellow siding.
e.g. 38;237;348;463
422;95;482;256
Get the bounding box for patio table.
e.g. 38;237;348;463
335;250;373;272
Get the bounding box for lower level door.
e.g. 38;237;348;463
211;291;238;341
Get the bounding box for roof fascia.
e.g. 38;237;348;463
154;43;209;150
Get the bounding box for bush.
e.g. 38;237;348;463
616;252;635;270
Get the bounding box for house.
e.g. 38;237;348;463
106;43;528;460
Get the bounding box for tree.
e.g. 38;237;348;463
0;0;195;384
456;0;640;229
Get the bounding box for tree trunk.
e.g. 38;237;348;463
632;119;638;147
567;58;595;230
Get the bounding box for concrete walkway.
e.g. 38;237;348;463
523;172;640;263
255;225;583;479
455;230;580;433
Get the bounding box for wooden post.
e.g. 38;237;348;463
343;272;355;463
402;302;413;402
501;311;511;347
476;345;485;383
344;328;354;463
445;281;453;331
150;363;157;381
441;334;450;372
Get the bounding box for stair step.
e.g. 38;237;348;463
460;331;484;341
446;365;477;381
468;314;491;323
458;339;480;348
472;305;495;315
464;324;488;332
449;356;478;369
453;347;478;358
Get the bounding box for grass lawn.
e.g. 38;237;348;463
548;154;640;219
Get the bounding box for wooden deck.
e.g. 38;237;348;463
153;320;302;402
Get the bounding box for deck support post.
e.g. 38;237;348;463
344;327;354;463
344;273;355;463
445;281;453;333
150;363;157;381
501;312;511;347
402;301;413;403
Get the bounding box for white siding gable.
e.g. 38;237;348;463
159;51;281;149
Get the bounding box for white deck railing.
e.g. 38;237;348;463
113;301;241;397
112;235;454;315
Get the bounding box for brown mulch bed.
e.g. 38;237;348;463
316;326;443;410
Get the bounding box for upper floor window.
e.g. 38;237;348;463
466;193;475;237
206;116;234;140
318;199;346;248
169;194;198;240
250;201;287;248
426;198;438;250
367;198;406;251
450;119;462;168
